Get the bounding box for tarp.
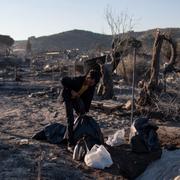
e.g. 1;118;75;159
136;149;180;180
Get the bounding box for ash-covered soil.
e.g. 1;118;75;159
0;81;179;180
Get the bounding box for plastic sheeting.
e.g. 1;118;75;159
137;149;180;180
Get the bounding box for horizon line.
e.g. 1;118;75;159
13;26;180;41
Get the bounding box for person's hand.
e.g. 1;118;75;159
71;90;79;99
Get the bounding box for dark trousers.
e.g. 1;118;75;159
64;98;85;145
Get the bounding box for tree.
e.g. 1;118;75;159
148;30;177;92
0;35;14;47
98;7;137;99
137;29;177;106
26;38;32;56
105;7;134;50
0;35;14;56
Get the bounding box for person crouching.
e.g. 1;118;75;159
61;69;101;152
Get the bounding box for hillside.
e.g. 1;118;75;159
132;28;180;55
16;30;112;53
13;28;180;56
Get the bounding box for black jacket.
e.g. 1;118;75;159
61;76;95;112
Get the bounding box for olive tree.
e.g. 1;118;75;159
98;7;136;99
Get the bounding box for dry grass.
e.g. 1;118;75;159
153;76;180;121
116;54;150;84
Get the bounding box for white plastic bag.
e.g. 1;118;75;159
106;129;125;146
84;144;113;169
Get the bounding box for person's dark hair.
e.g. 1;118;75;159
86;69;101;84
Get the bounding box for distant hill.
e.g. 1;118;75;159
131;28;180;55
13;28;180;56
14;30;112;53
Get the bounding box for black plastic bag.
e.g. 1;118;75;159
33;115;104;157
73;138;89;161
33;123;66;144
73;115;104;146
131;117;161;153
71;115;104;161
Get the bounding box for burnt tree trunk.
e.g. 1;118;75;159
137;30;177;107
163;36;177;74
148;30;164;92
97;53;121;99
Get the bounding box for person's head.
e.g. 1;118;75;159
85;69;101;86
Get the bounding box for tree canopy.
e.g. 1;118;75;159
0;35;14;46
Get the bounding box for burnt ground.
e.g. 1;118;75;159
0;80;179;180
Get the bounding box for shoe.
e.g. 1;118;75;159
67;145;74;153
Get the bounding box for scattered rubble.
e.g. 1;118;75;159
0;29;179;179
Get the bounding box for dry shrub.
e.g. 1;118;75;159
152;74;180;121
116;54;150;83
154;91;180;121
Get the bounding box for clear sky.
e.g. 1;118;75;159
0;0;180;40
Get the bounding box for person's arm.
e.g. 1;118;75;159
61;76;83;99
61;76;84;89
61;76;74;89
71;90;80;99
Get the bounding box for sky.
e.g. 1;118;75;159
0;0;180;40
